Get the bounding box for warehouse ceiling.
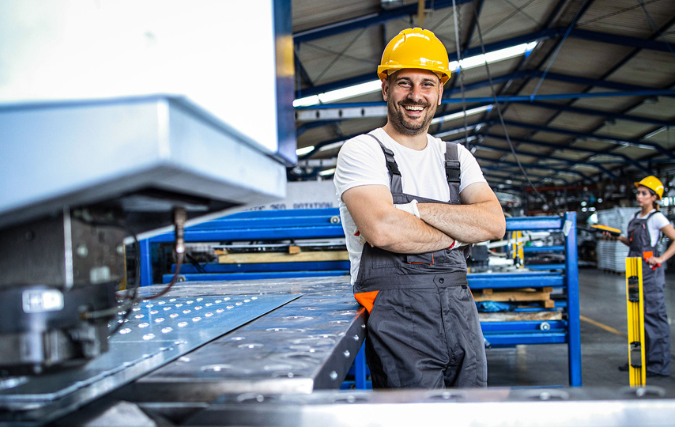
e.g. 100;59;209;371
289;0;675;191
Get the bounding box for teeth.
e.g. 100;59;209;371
405;106;424;111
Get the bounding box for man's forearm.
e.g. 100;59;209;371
364;208;455;254
418;201;505;243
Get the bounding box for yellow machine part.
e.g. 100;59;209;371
511;231;524;268
625;257;646;387
119;245;127;291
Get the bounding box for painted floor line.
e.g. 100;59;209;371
580;315;628;338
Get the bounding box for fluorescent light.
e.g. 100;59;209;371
319;140;345;152
449;41;538;71
294;80;382;107
293;42;537;108
644;126;667;139
431;105;492;125
318;168;336;176
296;146;315;156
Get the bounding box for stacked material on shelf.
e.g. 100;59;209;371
596;207;636;273
597;207;639;234
597;240;630;273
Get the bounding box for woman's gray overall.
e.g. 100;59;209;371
627;211;671;376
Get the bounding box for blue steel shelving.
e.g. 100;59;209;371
138;209;581;387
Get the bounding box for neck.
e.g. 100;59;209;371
641;205;653;216
382;123;429;150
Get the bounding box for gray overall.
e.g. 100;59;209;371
352;134;488;389
627;211;671;376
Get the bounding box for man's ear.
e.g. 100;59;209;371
438;82;443;106
382;79;389;101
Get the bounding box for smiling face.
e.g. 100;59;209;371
636;185;658;209
382;69;443;137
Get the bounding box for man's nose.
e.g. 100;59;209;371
406;85;424;102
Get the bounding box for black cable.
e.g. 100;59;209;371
73;218;140;336
451;0;469;146
144;208;187;300
186;252;207;274
471;6;564;218
76;211;186;334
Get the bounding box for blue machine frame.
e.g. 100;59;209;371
138;209;581;387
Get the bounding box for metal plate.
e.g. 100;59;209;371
132;277;366;400
183;387;675;427
0;294;297;422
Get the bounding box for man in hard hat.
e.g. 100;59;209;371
334;28;505;388
607;176;674;377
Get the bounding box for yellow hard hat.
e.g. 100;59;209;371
377;28;451;85
634;175;664;199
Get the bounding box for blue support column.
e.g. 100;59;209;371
354;342;368;390
564;211;582;386
140;239;153;287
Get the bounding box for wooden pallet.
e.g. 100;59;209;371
478;310;562;322
472;287;554;308
217;250;349;264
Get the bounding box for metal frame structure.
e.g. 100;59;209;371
479;211;582;386
291;1;675;186
139;208;346;287
139;208;581;386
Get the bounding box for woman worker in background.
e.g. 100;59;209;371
608;176;675;377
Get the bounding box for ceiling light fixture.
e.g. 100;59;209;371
293;42;538;108
430;105;492;125
318;140;346;152
296;146;315;156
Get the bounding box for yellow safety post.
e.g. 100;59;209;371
511;231;524;268
625;257;646;386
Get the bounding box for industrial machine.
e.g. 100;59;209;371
0;1;296;423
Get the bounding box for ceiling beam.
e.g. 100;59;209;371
473;142;617;179
498;120;674;159
484;133;651;175
293;0;474;44
297;68;675;100
474;154;592;184
527;101;674;127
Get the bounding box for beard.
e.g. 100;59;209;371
387;97;437;137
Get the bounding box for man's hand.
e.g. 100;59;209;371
342;185;454;253
417;182;505;243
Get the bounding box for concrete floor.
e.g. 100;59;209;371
486;268;675;393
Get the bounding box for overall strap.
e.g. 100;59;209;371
646;210;663;243
366;133;403;193
445;141;461;205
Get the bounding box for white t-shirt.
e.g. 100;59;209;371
634;209;671;247
333;128;488;283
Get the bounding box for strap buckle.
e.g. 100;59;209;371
445;160;460;183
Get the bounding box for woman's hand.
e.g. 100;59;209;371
602;231;619;240
647;256;663;267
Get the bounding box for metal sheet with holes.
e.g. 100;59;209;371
134;277;366;399
0;294;297;421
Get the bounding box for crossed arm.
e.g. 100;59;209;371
342;182;506;254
